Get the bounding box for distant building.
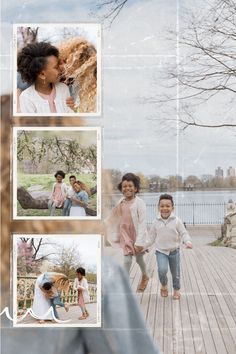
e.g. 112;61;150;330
215;166;224;178
227;166;235;177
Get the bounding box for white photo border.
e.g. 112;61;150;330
12;233;102;328
12;126;101;220
13;23;101;117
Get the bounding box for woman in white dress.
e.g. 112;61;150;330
69;181;90;217
32;272;69;323
32;273;53;322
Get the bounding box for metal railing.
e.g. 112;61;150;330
107;201;227;226
147;202;227;225
17;276;97;310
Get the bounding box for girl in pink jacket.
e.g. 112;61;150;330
106;173;149;292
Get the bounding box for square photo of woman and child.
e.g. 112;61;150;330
13;23;101;116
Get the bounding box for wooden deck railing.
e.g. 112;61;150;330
17;276;97;310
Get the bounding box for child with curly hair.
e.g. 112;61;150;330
146;194;192;300
73;267;90;320
48;170;67;216
106;173;149;292
17;41;75;114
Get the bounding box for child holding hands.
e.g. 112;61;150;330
106;173;149;292
146;194;192;300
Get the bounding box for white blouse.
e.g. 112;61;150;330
73;277;90;303
19;82;74;114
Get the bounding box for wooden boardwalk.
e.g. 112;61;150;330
111;233;236;354
17;303;98;326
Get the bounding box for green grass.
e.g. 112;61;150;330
208;239;224;247
17;173;97;217
18;173;96;190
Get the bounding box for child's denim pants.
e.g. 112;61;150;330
155;249;180;290
50;295;65;319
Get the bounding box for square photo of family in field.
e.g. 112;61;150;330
13;127;101;219
13;234;101;327
13;23;101;116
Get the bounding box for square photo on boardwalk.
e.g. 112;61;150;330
12;234;101;327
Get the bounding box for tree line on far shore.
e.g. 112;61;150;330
107;169;236;193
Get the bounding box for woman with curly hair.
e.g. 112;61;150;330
32;271;70;323
69;180;90;217
17;41;75;114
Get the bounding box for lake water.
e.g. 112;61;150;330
106;190;236;225
140;190;236;204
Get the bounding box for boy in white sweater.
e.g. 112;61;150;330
144;194;192;300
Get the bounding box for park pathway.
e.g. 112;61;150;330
109;228;236;354
17;303;98;326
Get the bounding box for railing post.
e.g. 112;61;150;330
192;202;195;226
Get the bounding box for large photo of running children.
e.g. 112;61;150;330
13;127;101;219
13;234;101;327
13;24;101;116
105;173;192;298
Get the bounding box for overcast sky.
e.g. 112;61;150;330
1;0;236;177
17;235;100;269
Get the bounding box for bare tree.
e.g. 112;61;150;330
92;0;236;128
18;27;39;48
92;0;129;25
154;0;236;129
52;244;83;278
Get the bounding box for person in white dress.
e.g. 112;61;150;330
32;272;69;323
69;181;90;217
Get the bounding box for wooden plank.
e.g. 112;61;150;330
182;250;206;354
201;247;236;332
209;249;236;297
140;251;156;310
128;238;236;354
206;249;236;316
204;247;236;353
185;249;218;354
172;300;184;354
153;284;164;351
179;251;196;354
163;295;173;354
210;295;236;354
190;248;228;354
209;248;236;288
146;268;158;337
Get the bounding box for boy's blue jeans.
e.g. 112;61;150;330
155;249;180;290
50;295;65;319
62;198;72;216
